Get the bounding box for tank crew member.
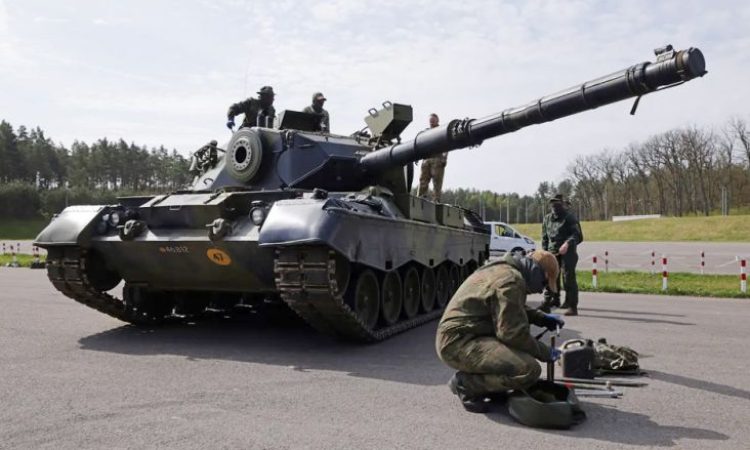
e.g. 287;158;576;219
417;113;448;201
539;194;584;316
226;86;276;130
302;92;330;132
436;250;564;413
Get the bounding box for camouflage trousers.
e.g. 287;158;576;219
417;159;445;202
544;251;579;308
437;335;541;396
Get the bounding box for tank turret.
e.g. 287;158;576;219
199;45;704;195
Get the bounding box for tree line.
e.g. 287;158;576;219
432;118;750;223
564;118;750;220
2;117;748;222
0;120;191;218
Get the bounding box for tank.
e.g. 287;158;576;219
35;45;706;341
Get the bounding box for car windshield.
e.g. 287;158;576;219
495;224;514;237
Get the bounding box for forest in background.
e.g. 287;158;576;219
1;117;749;221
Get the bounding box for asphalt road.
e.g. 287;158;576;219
1;268;748;449
578;242;750;275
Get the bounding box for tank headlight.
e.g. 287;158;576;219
250;207;266;226
108;211;121;227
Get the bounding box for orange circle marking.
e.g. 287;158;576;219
206;248;232;266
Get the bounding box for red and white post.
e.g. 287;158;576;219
10;243;19;267
661;256;668;291
700;251;705;275
592;256;598;289
741;259;747;294
651;251;656;274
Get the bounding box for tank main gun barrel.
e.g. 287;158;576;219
359;45;706;173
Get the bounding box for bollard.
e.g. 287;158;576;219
9;243;20;268
2;242;5;255
742;260;747;294
700;251;705;275
605;250;609;273
592;256;598;289
30;246;45;269
662;256;668;291
651;251;655;275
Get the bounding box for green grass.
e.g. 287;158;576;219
513;215;750;242
576;270;749;299
0;218;49;240
0;253;46;268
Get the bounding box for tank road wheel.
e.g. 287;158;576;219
448;264;461;298
347;269;380;330
420;267;436;312
401;266;421;319
123;284;173;326
435;265;450;308
331;252;351;297
380;271;403;326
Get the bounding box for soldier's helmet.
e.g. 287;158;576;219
529;250;559;293
549;193;564;204
257;86;275;97
209;140;218;146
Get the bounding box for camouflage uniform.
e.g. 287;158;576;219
541;206;583;311
227;98;276;128
436;253;553;397
302;105;330;132
417;153;447;202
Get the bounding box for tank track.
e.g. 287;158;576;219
45;247;163;325
274;246;444;342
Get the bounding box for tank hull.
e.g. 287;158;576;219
35;190;488;341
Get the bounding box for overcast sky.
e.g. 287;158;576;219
1;0;747;194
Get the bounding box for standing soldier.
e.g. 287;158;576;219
226;86;276;130
302;92;330;132
417;113;448;202
436;250;564;413
539;194;584;316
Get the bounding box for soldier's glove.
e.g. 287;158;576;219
226;119;235;130
550;347;562;362
541;313;565;331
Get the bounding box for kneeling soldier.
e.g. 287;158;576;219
436;250;564;413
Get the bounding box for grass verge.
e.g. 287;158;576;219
577;270;749;299
0;218;49;240
513;215;750;242
0;254;46;268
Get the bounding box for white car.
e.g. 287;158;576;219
485;221;537;257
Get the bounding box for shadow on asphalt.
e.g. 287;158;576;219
648;370;750;401
481;402;728;446
77;305;583;387
579;314;695;327
581;307;686;318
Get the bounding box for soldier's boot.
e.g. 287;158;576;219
448;372;489;414
564;307;578;316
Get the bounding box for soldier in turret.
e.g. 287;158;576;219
226;86;276;130
417;113;448;201
302;92;330;132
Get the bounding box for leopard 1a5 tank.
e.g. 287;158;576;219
35;45;706;341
